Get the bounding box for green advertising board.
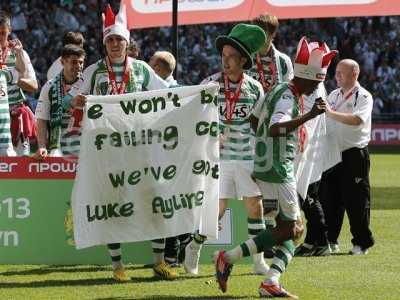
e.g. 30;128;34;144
0;158;250;265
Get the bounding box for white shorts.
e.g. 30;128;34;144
220;160;261;200
256;180;301;221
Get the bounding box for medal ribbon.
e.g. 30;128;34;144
256;53;276;92
0;46;9;69
223;73;243;123
288;82;307;153
105;56;130;95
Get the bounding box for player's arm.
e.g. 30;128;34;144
12;40;38;93
16;76;38;93
250;83;265;133
34;119;48;160
325;91;371;126
33;82;51;160
325;110;362;126
269;98;326;137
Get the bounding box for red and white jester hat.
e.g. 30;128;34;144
102;2;130;44
294;36;338;81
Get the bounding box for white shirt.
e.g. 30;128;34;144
254;82;326;127
35;79;79;121
165;74;178;87
269;82;326;127
327;83;373;151
47;57;63;81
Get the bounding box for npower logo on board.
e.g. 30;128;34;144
28;162;77;173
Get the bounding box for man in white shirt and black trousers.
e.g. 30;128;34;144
320;59;374;255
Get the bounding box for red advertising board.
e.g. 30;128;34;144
124;0;400;29
0;157;76;179
370;124;400;145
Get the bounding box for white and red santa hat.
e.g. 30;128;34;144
102;2;130;44
294;37;338;81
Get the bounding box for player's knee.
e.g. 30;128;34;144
245;197;263;218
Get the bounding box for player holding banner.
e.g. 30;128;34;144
66;3;172;281
184;23;269;276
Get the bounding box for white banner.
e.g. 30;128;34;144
72;84;220;249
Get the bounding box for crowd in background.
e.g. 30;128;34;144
1;0;400;118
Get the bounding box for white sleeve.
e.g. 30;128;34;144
22;50;37;80
200;73;219;85
269;96;294;127
35;82;51;121
75;65;95;95
284;55;294;81
200;77;212;85
143;61;169;90
353;92;373;123
251;84;265;118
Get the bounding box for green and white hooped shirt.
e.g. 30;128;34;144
246;45;293;92
0;68;19;152
253;83;300;183
202;72;264;161
75;57;169;96
5;49;37;106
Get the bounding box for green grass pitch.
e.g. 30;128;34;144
1;154;399;299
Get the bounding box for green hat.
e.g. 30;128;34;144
216;23;267;70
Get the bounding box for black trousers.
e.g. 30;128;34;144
320;147;374;249
299;181;329;246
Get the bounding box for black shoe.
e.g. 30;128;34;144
312;245;332;256
294;243;314;257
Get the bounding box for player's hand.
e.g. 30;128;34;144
10;39;24;55
32;147;48;160
71;94;87;108
309;97;327;118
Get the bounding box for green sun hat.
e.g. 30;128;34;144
216;23;267;70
